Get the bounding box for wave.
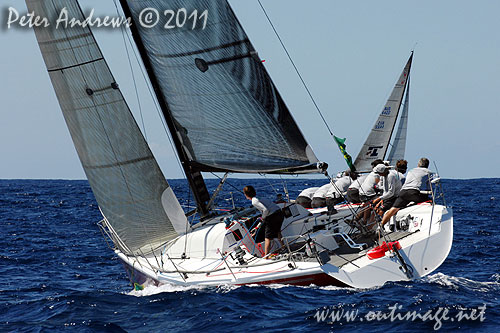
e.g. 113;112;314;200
126;283;245;297
241;283;348;291
127;284;212;297
422;272;500;292
126;281;356;296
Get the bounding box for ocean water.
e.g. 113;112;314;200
0;178;498;332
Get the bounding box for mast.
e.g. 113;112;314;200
118;0;210;217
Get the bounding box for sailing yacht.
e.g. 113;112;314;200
26;0;453;288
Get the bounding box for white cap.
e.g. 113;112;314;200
373;164;387;174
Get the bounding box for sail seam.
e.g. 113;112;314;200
39;32;92;45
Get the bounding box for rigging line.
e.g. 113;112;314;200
210;172;244;196
324;171;357;217
256;0;336;138
259;173;279;196
432;161;446;207
114;4;186;181
113;0;147;141
279;175;289;201
183;192;192;255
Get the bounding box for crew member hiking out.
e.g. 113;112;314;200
380;157;433;229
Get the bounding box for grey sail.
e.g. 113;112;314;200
387;77;410;165
120;0;319;174
26;0;188;255
354;53;413;172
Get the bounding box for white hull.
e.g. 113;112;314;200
324;205;453;288
116;203;453;289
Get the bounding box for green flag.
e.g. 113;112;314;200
334;135;356;172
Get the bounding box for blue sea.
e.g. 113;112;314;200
0;178;499;332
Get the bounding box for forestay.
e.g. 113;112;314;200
26;0;187;255
121;0;319;173
354;53;413;171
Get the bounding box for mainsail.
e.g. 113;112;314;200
387;77;410;165
119;0;319;175
26;0;188;255
354;53;413;171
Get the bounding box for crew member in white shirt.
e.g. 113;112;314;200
296;187;319;208
380;158;433;228
244;186;285;256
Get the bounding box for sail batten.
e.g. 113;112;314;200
354;53;413;171
26;0;188;255
153;39;251;58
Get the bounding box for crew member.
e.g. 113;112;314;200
244;185;285;256
380;158;433;228
296;187;319;208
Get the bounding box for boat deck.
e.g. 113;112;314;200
329;231;413;268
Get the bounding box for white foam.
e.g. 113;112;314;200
246;283;356;291
317;285;356;291
126;282;243;297
243;283;288;289
127;273;497;296
422;272;500;292
127;283;211;297
215;284;241;293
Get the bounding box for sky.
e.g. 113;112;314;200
0;0;499;180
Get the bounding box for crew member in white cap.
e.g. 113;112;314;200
372;164;403;216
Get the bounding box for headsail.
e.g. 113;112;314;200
354;53;413;171
26;0;188;255
119;0;319;175
387;76;410;165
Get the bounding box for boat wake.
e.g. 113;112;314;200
421;272;500;292
128;274;499;296
127;284;212;297
237;283;354;291
127;282;356;296
127;283;242;297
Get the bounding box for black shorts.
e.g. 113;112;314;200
311;197;326;208
347;188;360;204
359;194;377;203
380;197;397;212
393;189;430;209
296;196;312;208
264;210;284;239
326;196;343;206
